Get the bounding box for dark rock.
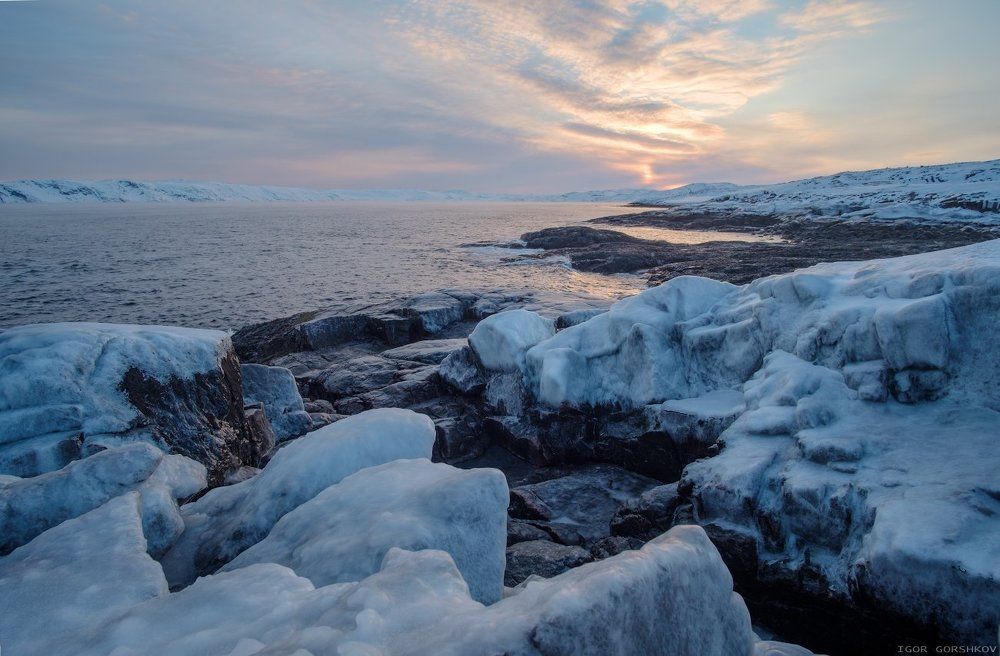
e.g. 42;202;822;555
506;519;551;546
381;338;468;364
532;521;585;547
520;226;641;249
554;308;604;329
504;540;593;586
610;483;682;539
590;535;644;560
438;346;487;395
302;399;335;414
508;487;553;521
432;415;489;463
610;513;652;538
120;349;272;486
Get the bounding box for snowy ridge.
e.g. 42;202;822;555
3;159;997;224
632;159;1000;224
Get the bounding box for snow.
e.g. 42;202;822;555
160;407;437;587
223;458;508;604
0;442;205;555
76;526;753;656
240;363;312;441
633;158;1000;226
469;309;555;372
0;322;230;475
3;159;997;227
0;493;168;656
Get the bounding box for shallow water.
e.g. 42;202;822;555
0;202;762;330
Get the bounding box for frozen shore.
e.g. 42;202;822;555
1;234;998;653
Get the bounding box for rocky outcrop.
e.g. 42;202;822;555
0;324;273;484
240;363;313;442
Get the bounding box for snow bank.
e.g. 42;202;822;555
469;309;555;372
224;458;508;603
0;322;263;481
160;408;436;586
0;493;168;655
78;526;753;656
0;442;204;555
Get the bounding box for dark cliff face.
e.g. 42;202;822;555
120;348;272;486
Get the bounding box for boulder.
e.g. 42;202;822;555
504;539;593;586
223;459;509;604
469;309;555;372
240;363;312;441
0;323;271;483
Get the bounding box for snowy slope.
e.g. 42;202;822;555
632;159;1000;224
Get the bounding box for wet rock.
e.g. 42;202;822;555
610;483;682;540
590;535;645;559
438;346;487;395
555;308;604;329
381;338;468;364
504;539;593;586
302;398;335;414
520;226;641;249
506;519;551;546
432;414;488;463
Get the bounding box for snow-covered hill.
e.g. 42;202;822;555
632;159;1000;225
2;159;998;226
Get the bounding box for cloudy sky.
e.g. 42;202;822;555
0;0;997;191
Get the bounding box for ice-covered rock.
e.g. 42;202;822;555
79;525;753;656
382;337;469;364
469;309;555;372
0;323;271;482
240;363;312;441
224;458;508;603
0;442;205;555
684;351;1000;644
160;407;436;586
0;493;168;656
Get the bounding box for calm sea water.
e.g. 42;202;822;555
0;202;759;331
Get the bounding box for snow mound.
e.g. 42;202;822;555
160;407;437;587
469;309;555;372
0;493;168;656
224;458;508;603
0;442;205;555
78;526;753;656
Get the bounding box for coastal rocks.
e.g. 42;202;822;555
239;363;312;442
0;323;271;484
506;464;659;541
223;458;508;604
160;408;436;587
504;539;592;586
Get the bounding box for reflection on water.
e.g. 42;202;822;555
1;202;652;330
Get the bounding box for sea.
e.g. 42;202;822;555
0;201;762;330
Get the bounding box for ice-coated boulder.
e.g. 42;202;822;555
240;363;312;441
0;493;169;656
224;458;508;603
0;442;205;555
684;350;1000;645
469;309;555;372
78;526;754;656
160;407;437;586
0;323;272;482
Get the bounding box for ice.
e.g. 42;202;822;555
223;458;508;604
240;363;313;441
78;525;754;656
0;322;244;478
0;493;168;656
160;407;437;587
0;442;205;555
469;309;555;372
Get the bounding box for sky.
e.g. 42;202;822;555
0;0;998;192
